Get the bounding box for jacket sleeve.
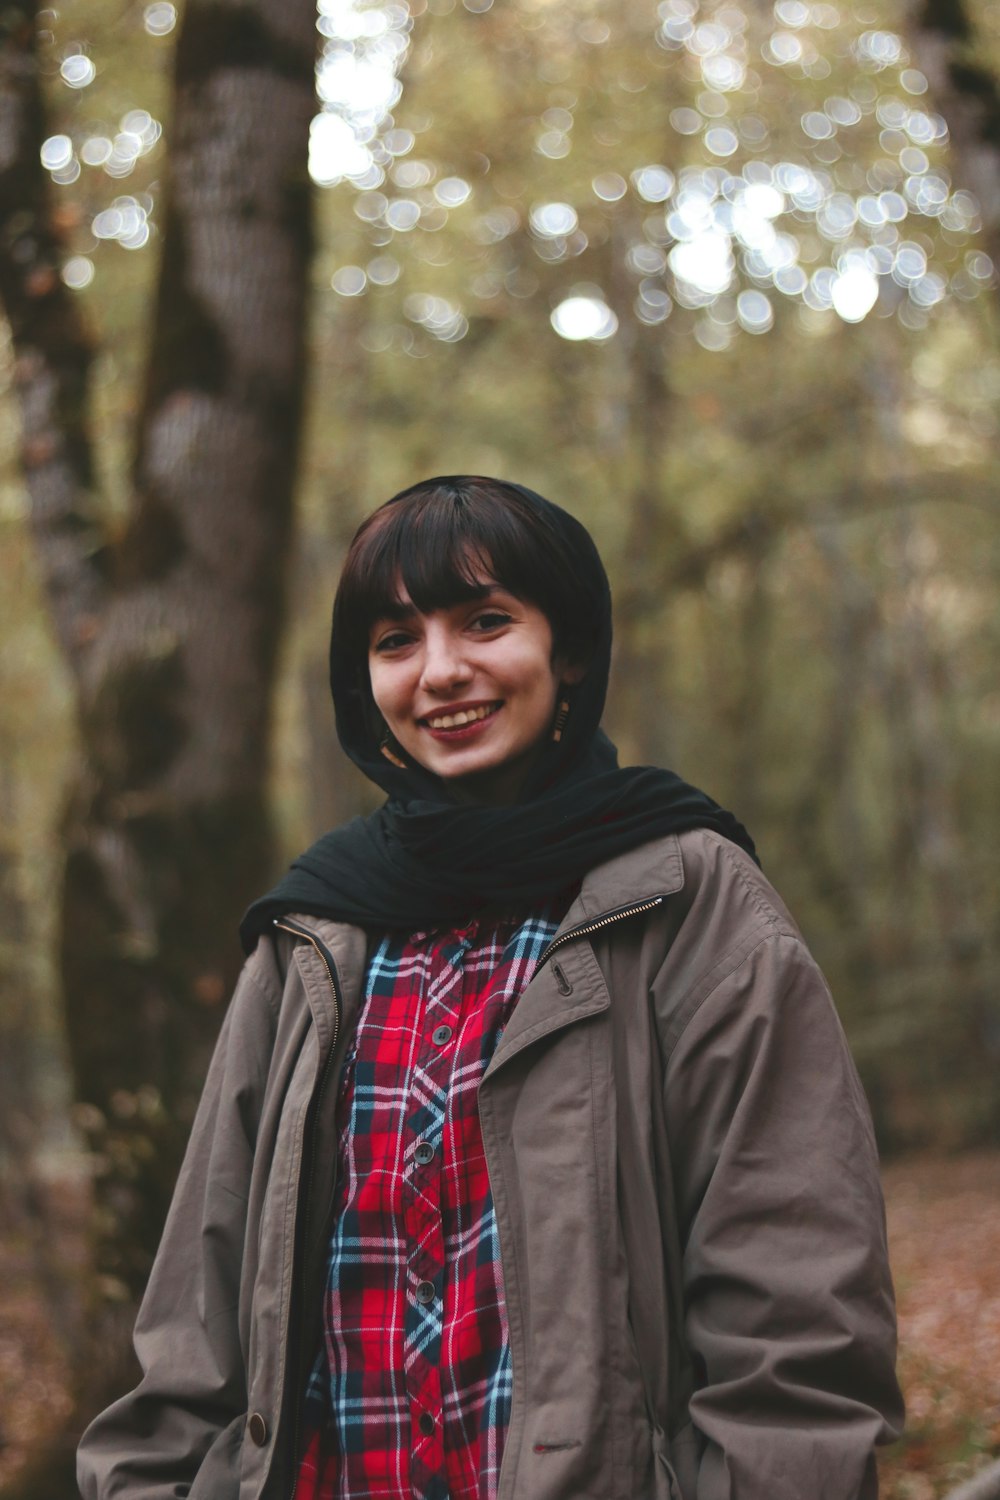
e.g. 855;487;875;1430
76;941;283;1500
660;922;904;1500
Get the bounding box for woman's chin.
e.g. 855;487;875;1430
437;750;542;807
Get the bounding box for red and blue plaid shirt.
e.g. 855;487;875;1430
294;900;565;1500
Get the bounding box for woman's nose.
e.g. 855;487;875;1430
419;627;472;691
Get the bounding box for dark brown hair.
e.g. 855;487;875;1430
332;477;603;674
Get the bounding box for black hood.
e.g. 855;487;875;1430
327;475;620;806
241;476;756;951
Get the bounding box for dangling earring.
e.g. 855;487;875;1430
380;734;407;769
552;696;571;743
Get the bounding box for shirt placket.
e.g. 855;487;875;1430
404;928;473;1500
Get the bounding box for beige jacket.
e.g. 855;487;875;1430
77;830;904;1500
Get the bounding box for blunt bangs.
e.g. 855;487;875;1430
334;479;601;669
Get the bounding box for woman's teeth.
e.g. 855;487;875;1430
427;704;498;729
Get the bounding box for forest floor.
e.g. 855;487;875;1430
0;1150;998;1496
879;1150;1000;1498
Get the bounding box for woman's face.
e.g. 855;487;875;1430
368;579;579;804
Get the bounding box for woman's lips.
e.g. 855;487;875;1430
421;701;502;738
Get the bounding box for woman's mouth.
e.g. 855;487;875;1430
422;701;502;735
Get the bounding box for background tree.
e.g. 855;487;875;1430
908;0;1000;268
0;0;316;1490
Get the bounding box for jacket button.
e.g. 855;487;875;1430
432;1025;453;1046
415;1141;435;1165
248;1411;268;1446
418;1412;436;1437
415;1279;436;1304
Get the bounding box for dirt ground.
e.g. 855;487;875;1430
879;1150;1000;1498
1;1151;999;1495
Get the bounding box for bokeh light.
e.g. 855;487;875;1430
143;2;176;35
301;0;991;350
60;54;95;89
830;264;879;321
62;256;95;289
550;293;618;341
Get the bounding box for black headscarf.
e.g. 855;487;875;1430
240;478;756;950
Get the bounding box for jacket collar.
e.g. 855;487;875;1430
283;833;685;992
573;832;684;921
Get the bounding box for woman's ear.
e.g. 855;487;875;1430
559;659;587;686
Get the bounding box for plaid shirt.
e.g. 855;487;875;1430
294;901;566;1500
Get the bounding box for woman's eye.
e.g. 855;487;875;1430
373;631;412;653
471;611;513;632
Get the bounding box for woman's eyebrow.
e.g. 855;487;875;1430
375;584;498;624
375;600;419;623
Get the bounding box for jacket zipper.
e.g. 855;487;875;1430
490;890;665;1500
535;896;665;970
274;897;664;1498
273;918;343;1498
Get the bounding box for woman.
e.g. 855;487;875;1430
78;476;903;1500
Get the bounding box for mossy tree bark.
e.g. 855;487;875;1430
0;0;316;1491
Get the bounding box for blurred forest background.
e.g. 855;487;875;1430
1;0;999;1494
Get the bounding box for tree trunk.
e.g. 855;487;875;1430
0;0;317;1490
600;212;682;767
907;0;1000;271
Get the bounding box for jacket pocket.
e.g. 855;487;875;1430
188;1413;244;1500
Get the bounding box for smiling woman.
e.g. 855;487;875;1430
351;485;590;803
78;476;904;1500
367;583;575;803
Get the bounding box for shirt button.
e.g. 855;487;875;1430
432;1024;453;1046
247;1411;268;1446
418;1412;436;1437
415;1279;436;1304
414;1140;435;1165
